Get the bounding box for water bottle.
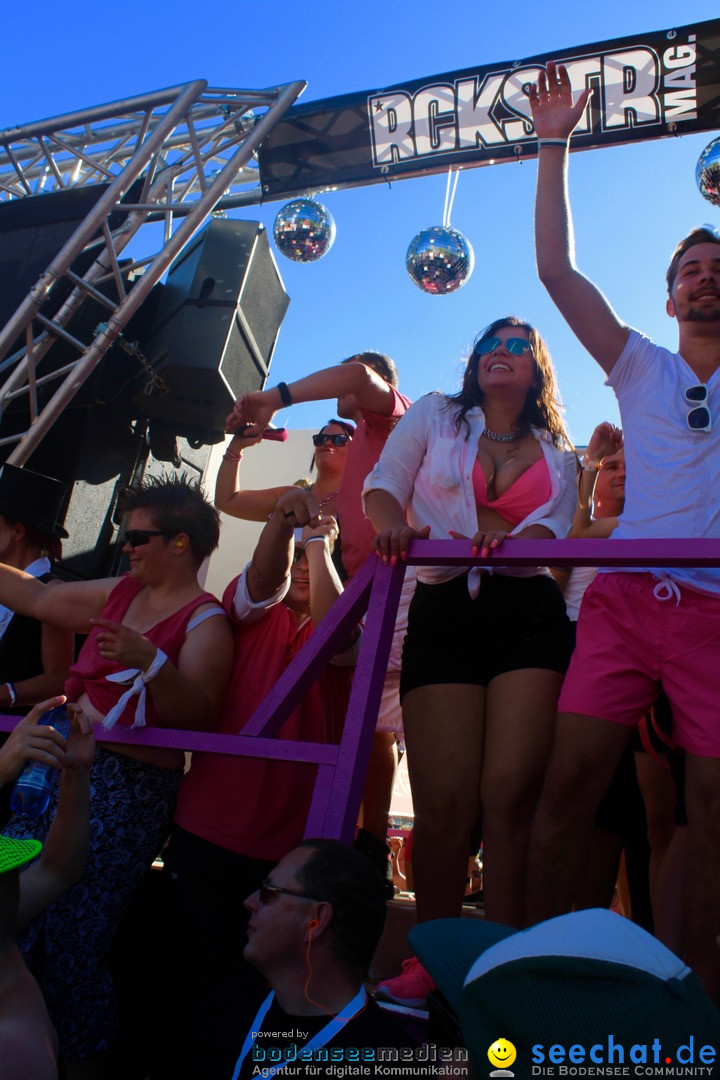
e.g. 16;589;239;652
9;705;71;817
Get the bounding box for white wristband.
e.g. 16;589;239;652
580;455;602;473
142;648;168;682
538;138;569;149
4;682;16;706
303;535;328;548
102;648;168;731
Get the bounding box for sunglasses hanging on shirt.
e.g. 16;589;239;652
685;385;711;433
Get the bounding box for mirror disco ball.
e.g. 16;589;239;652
696;137;720;207
273;198;336;262
406;226;475;294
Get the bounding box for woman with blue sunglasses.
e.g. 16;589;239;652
365;316;576;1001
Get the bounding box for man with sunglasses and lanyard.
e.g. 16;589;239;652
188;839;416;1080
231;353;413;892
525;62;720;996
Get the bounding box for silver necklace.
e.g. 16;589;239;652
482;427;518;444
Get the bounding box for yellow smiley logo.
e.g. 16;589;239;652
488;1039;517;1069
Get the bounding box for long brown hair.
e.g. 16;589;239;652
445;315;571;448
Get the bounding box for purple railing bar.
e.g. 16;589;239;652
0;537;716;758
2;537;719;844
240;557;376;739
0;714;338;764
316;560;406;844
405;538;720;568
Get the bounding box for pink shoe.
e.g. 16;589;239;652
375;956;436;1007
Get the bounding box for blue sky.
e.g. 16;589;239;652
2;1;719;443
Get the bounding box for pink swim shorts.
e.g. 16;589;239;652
559;572;720;758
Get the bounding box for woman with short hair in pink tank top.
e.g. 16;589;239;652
0;475;234;1068
366;316;577;1005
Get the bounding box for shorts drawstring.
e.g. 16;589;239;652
652;573;682;606
468;565;494;598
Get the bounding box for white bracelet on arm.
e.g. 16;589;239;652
538;138;569;149
580;455;602;472
4;682;16;706
102;648;169;730
303;536;328;548
141;648;168;683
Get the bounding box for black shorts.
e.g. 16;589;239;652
400;572;573;699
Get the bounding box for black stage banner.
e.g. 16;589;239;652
258;20;720;200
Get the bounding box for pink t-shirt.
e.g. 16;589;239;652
336;386;411;578
173;575;352;861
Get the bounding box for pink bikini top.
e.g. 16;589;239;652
472;456;552;528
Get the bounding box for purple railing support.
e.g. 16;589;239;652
0;716;339;764
303;764;337;838
311;559;406;844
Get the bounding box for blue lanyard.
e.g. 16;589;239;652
231;986;367;1080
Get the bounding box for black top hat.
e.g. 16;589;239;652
0;464;69;539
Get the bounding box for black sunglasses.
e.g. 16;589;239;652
312;433;351;447
258;879;323;905
291;546;307;563
474;336;533;357
685;385;711;433
124;529;171;548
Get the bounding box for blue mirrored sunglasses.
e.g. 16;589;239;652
474;336;533;357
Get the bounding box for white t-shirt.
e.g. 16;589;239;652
563;565;598;622
606;328;720;594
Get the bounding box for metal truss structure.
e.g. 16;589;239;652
0;77;305;464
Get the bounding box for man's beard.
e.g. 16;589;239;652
683;306;720;322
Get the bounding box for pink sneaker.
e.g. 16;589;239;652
375;956;436;1007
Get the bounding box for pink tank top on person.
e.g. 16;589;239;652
472;457;551;528
65;576;221;728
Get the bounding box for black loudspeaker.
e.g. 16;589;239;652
0;184;111;334
133;219;290;440
0;180;145;348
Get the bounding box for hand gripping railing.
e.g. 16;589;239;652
2;538;719;844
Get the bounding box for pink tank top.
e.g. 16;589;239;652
472;456;551;528
65;577;221;728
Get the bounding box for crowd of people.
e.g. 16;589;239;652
1;59;720;1078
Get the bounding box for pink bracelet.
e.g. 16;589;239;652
223;450;243;462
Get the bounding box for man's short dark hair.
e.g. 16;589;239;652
296;839;387;973
342;352;399;388
666;226;720;293
120;474;220;564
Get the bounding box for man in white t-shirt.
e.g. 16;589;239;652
525;60;720;997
